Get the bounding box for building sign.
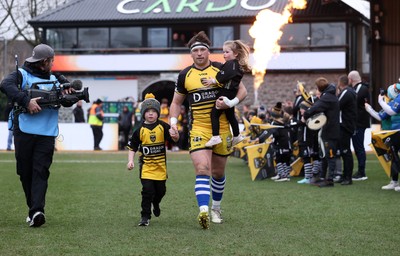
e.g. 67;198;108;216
117;0;277;14
53;52;346;72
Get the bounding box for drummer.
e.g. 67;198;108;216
301;77;340;187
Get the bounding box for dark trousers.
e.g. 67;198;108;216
340;129;354;180
140;179;166;218
13;128;55;218
91;125;103;148
211;107;239;137
352;128;366;176
321;139;337;181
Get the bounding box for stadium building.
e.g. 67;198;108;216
28;0;370;108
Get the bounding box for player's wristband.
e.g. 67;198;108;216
224;97;240;108
170;117;178;125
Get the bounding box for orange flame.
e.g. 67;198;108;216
249;0;307;105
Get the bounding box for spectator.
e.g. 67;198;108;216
118;105;134;150
88;99;104;150
348;70;370;181
73;100;85;123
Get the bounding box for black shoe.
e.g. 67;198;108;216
29;212;46;227
341;179;353;185
318;180;334;188
138;217;150;226
352;173;368;181
153;203;160;217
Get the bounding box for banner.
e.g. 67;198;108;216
245;143;276;181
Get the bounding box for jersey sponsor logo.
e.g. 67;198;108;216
193;90;219;102
142;145;165;155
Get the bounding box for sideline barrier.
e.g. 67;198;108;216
0;122;118;151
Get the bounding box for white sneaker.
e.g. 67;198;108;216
395;186;400;192
205;136;222;147
210;209;223;224
270;174;280;180
275;177;290;182
232;134;245;146
381;181;399;190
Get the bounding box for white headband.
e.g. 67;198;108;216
190;42;210;52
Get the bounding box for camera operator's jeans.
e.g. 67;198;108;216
13;128;54;218
351;128;366;176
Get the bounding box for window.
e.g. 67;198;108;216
46;28;77;49
78;28;109;49
240;24;254;47
279;23;310;47
147;28;168;48
211;26;234;48
311;23;346;46
111;27;142;48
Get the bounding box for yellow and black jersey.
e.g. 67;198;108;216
175;61;230;133
126;120;173;180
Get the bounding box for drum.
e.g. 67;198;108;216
306;113;327;130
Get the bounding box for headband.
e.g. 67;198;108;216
190;42;210;52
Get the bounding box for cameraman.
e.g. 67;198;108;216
0;43;73;227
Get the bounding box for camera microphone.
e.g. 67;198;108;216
54;72;70;84
60;80;83;90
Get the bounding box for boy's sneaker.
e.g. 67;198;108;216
381;181;399;190
138;217;150;226
352;173;368;181
198;210;210;229
297;178;310;184
394;186;400;192
205;136;222;147
275;177;290;182
333;175;342;182
29;212;45;227
270;175;280;180
232;134;245;146
153;203;160;217
210;209;223;224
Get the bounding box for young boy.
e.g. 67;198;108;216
126;93;179;226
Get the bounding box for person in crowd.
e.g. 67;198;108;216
4;102;13;150
172;32;186;47
88;98;104;150
201;39;251;147
348;70;370;181
0;43;74;227
168;31;247;229
127;93;179;226
292;84;321;184
118;105;134;150
73;100;85;123
269;102;292;182
302;77;340;187
336;75;357;185
365;83;400;191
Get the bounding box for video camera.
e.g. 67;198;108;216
26;79;90;108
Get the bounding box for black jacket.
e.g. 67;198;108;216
353;82;371;128
304;84;340;140
338;86;357;134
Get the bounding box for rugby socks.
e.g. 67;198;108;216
211;176;226;210
304;162;313;179
275;162;284;177
195;175;210;211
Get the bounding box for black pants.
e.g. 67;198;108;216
13;128;55;219
339;128;354;180
140;179;166;219
91;125;103;148
321;139;337;181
